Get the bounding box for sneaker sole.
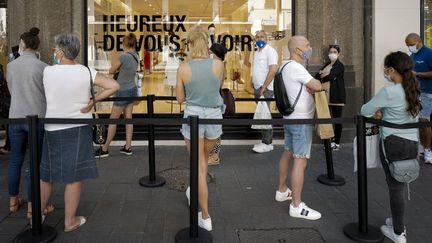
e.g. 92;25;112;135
95;154;109;158
275;197;292;202
252;148;274;153
120;151;133;155
289;212;321;220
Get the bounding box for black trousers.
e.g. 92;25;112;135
379;135;418;235
329;105;343;144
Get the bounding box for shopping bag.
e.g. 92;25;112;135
353;125;381;172
251;99;272;130
314;91;334;139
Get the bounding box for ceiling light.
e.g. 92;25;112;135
149;3;152;7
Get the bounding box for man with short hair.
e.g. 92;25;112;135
275;36;322;220
405;33;432;163
251;30;278;153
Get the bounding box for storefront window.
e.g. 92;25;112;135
87;0;292;113
0;2;7;69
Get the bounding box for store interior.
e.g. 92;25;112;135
87;0;292;113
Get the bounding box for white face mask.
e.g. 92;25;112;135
328;53;338;61
209;27;215;34
408;45;418;54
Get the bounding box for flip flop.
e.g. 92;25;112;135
64;216;86;232
9;198;23;213
27;204;55;219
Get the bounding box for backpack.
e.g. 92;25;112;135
273;61;302;116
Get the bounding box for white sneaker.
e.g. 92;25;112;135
186;187;190;206
252;143;274;153
253;142;264;150
424;149;432;164
289;202;321;220
198;212;212;231
275;188;292;202
381;225;406;243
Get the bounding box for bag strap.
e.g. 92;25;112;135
380;138;389;163
127;52;139;64
86;66;98;115
279;61;303;110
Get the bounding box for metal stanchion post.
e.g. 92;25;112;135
175;116;212;243
317;139;345;186
15;115;57;243
140;94;166;187
343;115;383;242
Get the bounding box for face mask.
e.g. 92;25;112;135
53;53;60;65
256;40;266;48
408;45;418;54
209;53;214;59
209;27;215;34
384;73;392;82
301;48;313;60
328;53;338;61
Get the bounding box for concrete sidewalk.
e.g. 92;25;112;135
0;144;431;243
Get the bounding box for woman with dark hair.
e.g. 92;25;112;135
6;27;54;219
361;51;420;243
95;33;139;158
315;44;346;150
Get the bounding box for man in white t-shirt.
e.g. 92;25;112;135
251;30;278;153
274;36;323;221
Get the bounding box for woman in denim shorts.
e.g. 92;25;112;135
176;26;225;232
95;33;140;158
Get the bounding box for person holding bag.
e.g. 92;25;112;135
361;51;420;243
40;33;119;232
95;33;139;158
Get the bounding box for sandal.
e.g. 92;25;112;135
9;198;23;213
64;216;86;232
27;204;55;219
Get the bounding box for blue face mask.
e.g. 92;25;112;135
256;40;266;48
301;48;313;60
53;53;60;65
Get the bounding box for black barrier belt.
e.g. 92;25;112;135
37;117;355;126
0;118;27;125
365;117;432;129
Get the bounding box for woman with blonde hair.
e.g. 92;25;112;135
176;26;225;231
95;33;139;158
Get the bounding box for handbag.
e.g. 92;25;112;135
251;97;272;130
381;139;419;183
220;88;235;117
86;67;107;145
353;125;381;172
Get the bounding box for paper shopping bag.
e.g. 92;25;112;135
314;91;334;139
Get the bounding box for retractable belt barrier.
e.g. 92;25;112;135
3;99;431;243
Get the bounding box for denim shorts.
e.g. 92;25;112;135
181;105;223;140
283;124;313;159
113;86;137;107
420;93;432;120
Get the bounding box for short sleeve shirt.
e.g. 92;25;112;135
252;45;278;91
281;61;315;119
411;46;432;94
117;52;139;91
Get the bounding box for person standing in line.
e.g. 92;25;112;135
95;33;139;158
207;43;228;165
6;27;54;219
40;33;119;232
275;36;322;221
176;26;225;231
250;30;278;153
405;33;432;163
361;51;420;243
315;44;346;150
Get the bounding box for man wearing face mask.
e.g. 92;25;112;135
275;36;323;220
405;33;432;163
251;30;278;153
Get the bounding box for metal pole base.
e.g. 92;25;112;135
15;226;57;243
139;175;166;188
343;223;383;243
317;174;346;186
175;228;212;243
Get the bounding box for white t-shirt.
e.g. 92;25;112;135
43;64;98;131
252;45;278;91
281;61;315;119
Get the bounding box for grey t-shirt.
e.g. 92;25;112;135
117;52;139;91
7;51;48;118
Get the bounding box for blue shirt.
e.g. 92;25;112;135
360;83;419;141
411;46;432;94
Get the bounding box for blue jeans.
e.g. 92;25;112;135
283;124;313;159
8;123;44;201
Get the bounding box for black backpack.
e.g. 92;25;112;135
274;61;303;116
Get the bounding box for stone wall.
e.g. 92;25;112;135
7;0;84;64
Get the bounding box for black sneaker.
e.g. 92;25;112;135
120;146;132;155
95;147;109;158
